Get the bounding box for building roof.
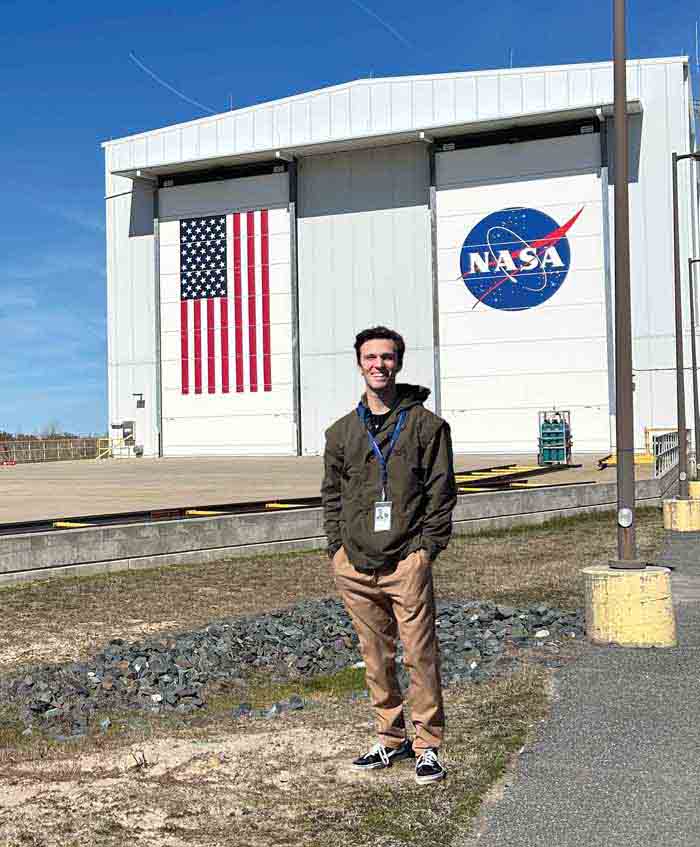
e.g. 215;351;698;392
103;56;683;179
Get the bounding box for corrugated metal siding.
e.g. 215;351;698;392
297;143;432;454
102;58;678;174
105;180;158;455
607;60;696;447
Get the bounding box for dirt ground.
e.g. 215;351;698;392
0;509;665;847
0;666;551;847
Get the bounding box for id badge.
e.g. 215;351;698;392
374;500;392;532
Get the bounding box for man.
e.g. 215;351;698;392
321;326;457;785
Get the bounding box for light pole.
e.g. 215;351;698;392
581;0;678;642
671;151;700;499
689;257;700;476
610;0;637;566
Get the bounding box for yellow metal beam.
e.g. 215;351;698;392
265;502;301;509
53;521;91;529
457;486;493;492
185;509;230;517
600;453;654;467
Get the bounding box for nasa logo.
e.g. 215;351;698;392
460;206;583;311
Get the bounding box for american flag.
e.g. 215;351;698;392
179;210;273;395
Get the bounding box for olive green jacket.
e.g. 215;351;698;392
321;384;457;572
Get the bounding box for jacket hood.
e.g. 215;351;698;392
395;383;431;409
360;383;431;413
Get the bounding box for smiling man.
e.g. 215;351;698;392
321;326;457;785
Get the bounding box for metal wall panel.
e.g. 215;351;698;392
605;60;697;448
157;174;295;456
436;134;608;453
103;58;686;174
105;179;158;455
297;143;432;454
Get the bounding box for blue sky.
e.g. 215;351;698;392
1;0;698;435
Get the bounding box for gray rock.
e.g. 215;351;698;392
264;703;284;719
0;596;583;732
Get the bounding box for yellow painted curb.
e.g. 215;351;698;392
663;497;700;531
689;481;700;500
582;565;676;647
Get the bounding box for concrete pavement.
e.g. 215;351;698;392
0;453;618;524
465;576;700;847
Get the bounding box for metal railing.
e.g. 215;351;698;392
652;429;690;479
95;435;136;460
0;438;100;464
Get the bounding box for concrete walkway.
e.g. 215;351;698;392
465;576;700;847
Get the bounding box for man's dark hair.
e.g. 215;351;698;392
354;326;406;368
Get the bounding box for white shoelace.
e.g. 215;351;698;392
416;748;439;768
364;743;391;767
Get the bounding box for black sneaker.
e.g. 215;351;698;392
351;739;414;771
415;748;446;784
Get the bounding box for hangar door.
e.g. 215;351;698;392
158;172;295;456
297;143;433;454
436;131;611;454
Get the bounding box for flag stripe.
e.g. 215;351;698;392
260;209;272;392
180;301;189;395
193;299;202;395
233;213;244;393
207;298;216;393
220;296;229;393
246;210;258;393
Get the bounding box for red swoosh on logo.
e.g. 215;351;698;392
467;206;584;309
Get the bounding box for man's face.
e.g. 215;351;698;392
358;339;401;392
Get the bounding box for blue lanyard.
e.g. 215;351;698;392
356;405;407;500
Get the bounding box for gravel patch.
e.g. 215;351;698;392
0;598;583;740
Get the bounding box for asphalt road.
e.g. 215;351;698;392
465;599;700;847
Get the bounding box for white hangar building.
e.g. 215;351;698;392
103;56;698;458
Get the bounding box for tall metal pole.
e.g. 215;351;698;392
689;257;700;476
612;0;637;564
672;154;690;499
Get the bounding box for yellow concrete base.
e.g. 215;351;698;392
663;497;700;531
582;565;677;648
689;480;700;500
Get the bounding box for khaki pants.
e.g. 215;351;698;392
333;548;444;752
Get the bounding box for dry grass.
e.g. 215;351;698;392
0;508;648;845
0;663;550;847
0;507;664;672
436;507;664;609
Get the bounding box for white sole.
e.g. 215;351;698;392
351;763;388;771
415;770;447;785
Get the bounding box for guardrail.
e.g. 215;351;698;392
652;429;690;479
95;436;136;460
0;439;100;464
